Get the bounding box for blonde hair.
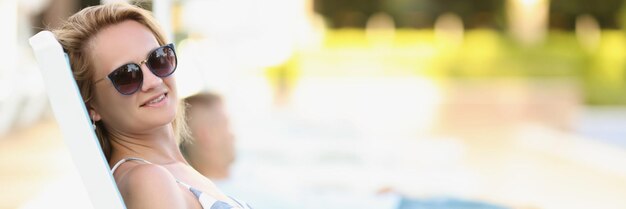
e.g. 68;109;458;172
51;3;189;160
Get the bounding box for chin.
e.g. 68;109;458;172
143;106;176;125
158;110;177;124
142;115;176;132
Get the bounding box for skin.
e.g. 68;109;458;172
87;20;238;209
186;101;236;180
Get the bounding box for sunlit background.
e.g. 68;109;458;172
1;0;626;208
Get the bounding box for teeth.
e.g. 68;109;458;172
147;94;165;105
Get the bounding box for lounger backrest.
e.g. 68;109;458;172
29;31;126;209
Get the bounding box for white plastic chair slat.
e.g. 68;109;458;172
28;31;126;209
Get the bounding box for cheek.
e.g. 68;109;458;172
164;76;177;95
93;87;137;126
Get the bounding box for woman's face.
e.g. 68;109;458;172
89;20;177;135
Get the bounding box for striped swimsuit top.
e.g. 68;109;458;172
111;157;252;209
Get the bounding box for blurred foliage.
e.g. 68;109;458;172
550;0;624;29
584;30;626;105
278;29;626;105
315;0;624;30
302;0;626;106
315;0;505;29
316;29;589;78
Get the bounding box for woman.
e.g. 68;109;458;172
52;3;251;209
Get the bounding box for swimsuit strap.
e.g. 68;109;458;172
110;157;153;174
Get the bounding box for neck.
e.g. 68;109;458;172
108;124;186;165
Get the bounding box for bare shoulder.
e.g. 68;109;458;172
114;162;188;209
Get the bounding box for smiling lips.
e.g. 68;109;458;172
141;93;167;107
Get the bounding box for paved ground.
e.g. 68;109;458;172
0;120;68;209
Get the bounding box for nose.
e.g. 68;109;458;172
140;61;163;92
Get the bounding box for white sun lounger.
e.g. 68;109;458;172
29;31;126;209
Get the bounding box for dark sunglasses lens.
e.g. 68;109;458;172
147;45;176;77
109;64;143;95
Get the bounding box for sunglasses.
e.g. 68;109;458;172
94;43;177;95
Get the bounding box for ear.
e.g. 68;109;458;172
87;104;102;122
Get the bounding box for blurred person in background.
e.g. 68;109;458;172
180;92;235;181
181;92;295;208
51;3;251;209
